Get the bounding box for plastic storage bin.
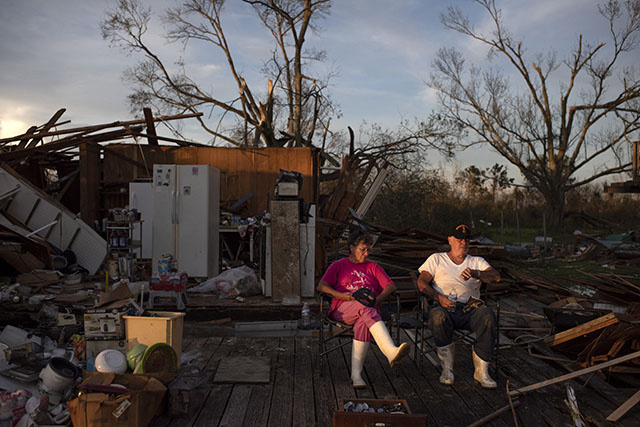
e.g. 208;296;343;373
123;311;185;368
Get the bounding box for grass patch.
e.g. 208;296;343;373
525;259;640;282
481;227;577;245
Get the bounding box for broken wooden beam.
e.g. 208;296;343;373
143;107;159;145
509;350;640;397
25;108;67;149
0;111;203;144
607;389;640;422
544;312;618;347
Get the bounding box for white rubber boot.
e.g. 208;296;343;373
351;340;370;388
436;343;455;385
369;321;410;367
472;349;497;389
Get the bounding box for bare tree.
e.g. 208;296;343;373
429;0;640;227
101;0;334;147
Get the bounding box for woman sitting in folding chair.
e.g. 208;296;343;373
317;230;410;389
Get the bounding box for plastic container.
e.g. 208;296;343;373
301;303;310;327
448;289;457;311
123;311;185;368
95;349;128;373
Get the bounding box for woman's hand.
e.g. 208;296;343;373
342;292;354;301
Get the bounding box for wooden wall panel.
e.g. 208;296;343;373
101;145;318;216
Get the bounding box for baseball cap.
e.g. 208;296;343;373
451;224;471;239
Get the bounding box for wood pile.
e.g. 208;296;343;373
495;261;640;389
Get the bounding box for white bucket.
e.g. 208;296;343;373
39;357;77;393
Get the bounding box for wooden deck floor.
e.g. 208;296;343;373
151;330;640;427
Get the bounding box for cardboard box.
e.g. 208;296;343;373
68;372;166;427
333;398;427;427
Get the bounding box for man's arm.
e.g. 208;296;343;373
417;270;453;309
460;267;501;283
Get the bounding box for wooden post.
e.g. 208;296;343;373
79;143;100;227
271;200;301;303
143;108;159;145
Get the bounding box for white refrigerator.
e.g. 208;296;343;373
152;164;220;278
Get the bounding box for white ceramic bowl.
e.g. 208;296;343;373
95;349;127;373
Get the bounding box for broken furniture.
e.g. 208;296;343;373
0;163;107;275
148;272;188;311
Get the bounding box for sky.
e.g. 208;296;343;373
0;0;631;182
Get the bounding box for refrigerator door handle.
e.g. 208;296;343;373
171;189;176;225
176;190;180;224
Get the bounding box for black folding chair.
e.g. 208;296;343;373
317;291;410;375
413;274;501;377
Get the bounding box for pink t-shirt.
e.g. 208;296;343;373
320;257;394;314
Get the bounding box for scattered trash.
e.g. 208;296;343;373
188;265;260;298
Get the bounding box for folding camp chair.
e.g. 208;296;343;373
317;291;411;375
412;272;501;377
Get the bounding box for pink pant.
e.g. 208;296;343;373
330;300;382;342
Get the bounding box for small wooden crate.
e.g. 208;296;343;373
333;398;427;427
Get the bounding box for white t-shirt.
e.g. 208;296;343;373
418;252;492;303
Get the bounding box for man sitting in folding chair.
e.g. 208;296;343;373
317;230;410;389
417;224;501;389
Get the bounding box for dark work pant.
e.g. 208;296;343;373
427;302;496;362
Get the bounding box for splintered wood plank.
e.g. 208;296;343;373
292;337;316;427
544;312;619;347
607;389;640;422
267;337;295;427
510;350;640;397
212;356;270;384
501;346;583;426
511;343;636;426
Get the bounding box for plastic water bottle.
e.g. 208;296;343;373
448;289;458;312
301;303;311;327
